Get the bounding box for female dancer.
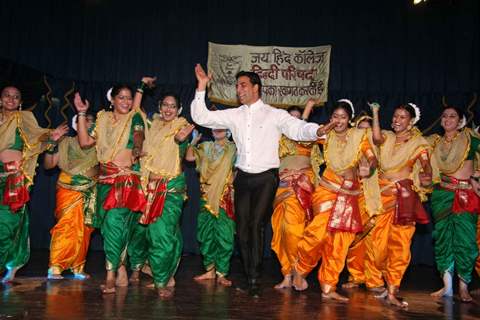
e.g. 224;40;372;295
429;106;480;302
0;85;68;282
74;82;147;293
44;114;98;280
186;128;236;286
368;102;432;307
292;99;379;301
137;85;194;298
271;99;324;289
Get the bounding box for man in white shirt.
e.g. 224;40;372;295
190;64;335;297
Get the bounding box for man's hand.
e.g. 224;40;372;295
195;64;212;91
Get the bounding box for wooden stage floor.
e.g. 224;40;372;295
1;250;480;319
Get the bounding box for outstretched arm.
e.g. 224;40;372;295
74;93;95;148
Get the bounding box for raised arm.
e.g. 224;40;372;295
74;93;95;148
44;125;68;169
369;102;384;146
190;64;231;129
278;109;336;141
302;98;317;120
133;76;156;112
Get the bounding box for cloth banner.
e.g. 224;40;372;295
207;42;331;108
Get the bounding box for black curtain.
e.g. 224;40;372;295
1;0;479;263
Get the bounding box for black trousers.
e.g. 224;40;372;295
233;168;279;283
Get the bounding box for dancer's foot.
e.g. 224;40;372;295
459;280;473;303
342;281;360;289
373;288;388;299
321;290;349;302
216;276;232;287
101;280;116;294
386;293;408;308
1;267;18;283
141;265;152;277
292;271;308;291
431;286;453;298
470;288;480;296
158;287;174;299
274;275;292;289
115;265;128;287
166;276;175;288
194;269;216;281
47;273;64;280
129;271;140;284
368;286;386;293
73;272;90;280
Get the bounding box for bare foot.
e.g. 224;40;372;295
141;265;153;277
373;288;388;299
146;282;155;289
459;281;473;303
431;286;453;298
1;268;18;283
274;275;292;289
47;273;64;280
100;281;116;294
158;287;174;299
342;281;360;289
129;271;140;284
166;277;175;288
368;286;386;293
322;290;349;302
292;272;308;291
386;294;408;308
115;266;128;287
73;273;90;280
194;269;216;281
470;288;480;295
217;276;232;287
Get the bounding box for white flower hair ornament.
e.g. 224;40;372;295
457;115;467;130
337;99;355;119
106;88;113;103
71;115;78;132
407;102;421;125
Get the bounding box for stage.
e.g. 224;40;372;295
1;250;480;320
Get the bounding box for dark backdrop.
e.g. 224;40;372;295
1;0;479;265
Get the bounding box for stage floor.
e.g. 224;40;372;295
1;250;480;319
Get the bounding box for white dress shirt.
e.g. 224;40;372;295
191;91;320;173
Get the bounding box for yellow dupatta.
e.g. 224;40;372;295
0;111;52;185
58;136;98;176
194;140;236;216
379;127;431;200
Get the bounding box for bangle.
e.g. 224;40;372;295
46;143;58;154
137;81;147;93
78;111;86;117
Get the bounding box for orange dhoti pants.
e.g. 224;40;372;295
49;173;94;274
345;196;372;285
271;171;313;276
295;170;357;289
365;182;415;288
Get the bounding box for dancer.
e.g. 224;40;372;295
44;114;98;280
367;102;432;308
271;100;323;289
191;64;334;297
137;85;194;298
429;106;480;302
186;128;236;286
0;85;68;282
74;82;147;293
292;99;379;301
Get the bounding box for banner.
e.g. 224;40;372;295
207;42;331;108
